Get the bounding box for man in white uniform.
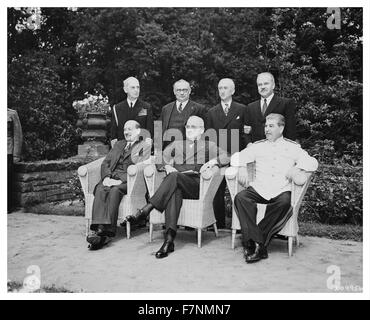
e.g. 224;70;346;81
231;113;318;263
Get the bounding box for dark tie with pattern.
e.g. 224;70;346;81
262;98;268;115
130;102;133;108
224;103;229;116
178;103;183;113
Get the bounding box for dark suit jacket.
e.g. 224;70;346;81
159;138;230;173
110;99;154;141
206;100;250;155
100;139;151;184
161;100;206;134
246;95;297;142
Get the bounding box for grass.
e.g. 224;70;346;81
298;222;362;242
23;200;84;216
7;281;75;293
21;201;363;242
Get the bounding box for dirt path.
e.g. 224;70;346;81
7;213;363;293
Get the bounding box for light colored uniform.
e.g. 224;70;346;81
231;136;318;200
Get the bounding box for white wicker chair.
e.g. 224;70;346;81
225;162;313;256
144;165;226;248
78;157;152;239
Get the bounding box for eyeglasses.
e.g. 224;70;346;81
185;125;203;129
175;89;189;93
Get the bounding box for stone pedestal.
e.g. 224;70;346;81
76;112;110;158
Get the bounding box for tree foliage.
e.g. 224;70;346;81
8;7;363;164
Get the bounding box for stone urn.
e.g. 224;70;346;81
76;112;111;158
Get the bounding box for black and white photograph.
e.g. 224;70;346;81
2;0;369;302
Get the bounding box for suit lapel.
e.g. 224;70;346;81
253;100;264;120
214;103;226;126
264;94;279;116
163;102;176;131
130;99;144;119
122;140;141;161
121;100;129;121
181;100;195;126
223;101;239;128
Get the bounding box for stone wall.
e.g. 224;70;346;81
13;158;87;206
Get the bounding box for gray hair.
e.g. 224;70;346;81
123;77;139;89
173;79;190;90
257;72;275;84
124;120;141;129
218;78;235;90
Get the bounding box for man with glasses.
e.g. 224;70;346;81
126;116;230;259
160;79;206;149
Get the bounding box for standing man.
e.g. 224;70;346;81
231;114;318;263
7;108;23;213
86;120;151;250
126;116;230;259
245;72;297;142
160;79;206;149
110;77;154;147
206;78;250;229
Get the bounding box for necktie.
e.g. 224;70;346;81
178;103;183;113
130;102;133;108
124;142;131;152
262;98;268;115
224;103;229;116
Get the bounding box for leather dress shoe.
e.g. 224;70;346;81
126;203;154;224
125;209;147;224
96;225;115;238
155;240;175;259
245;243;268;263
243;240;256;257
86;232;111;251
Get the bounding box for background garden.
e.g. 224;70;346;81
7;7;363;230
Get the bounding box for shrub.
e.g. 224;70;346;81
300;163;362;225
8;51;80;161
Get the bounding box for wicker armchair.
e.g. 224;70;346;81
78;157;152;239
143;165;226;248
225;162;313;256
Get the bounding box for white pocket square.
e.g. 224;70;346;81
138;108;148;116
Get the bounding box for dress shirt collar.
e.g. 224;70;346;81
176;100;189;109
260;93;274;109
127;98;138;108
221;99;232;112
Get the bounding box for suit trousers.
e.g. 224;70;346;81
149;172;200;232
213;177;227;227
234;186;292;247
90;182;127;236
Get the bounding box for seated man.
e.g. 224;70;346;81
87;120;151;250
126;116;230;259
230;113;318;263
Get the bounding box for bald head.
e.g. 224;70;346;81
187;116;204;128
124;120;141;142
218;78;235;102
257;72;275;99
185;116;204;141
123;77;140;100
